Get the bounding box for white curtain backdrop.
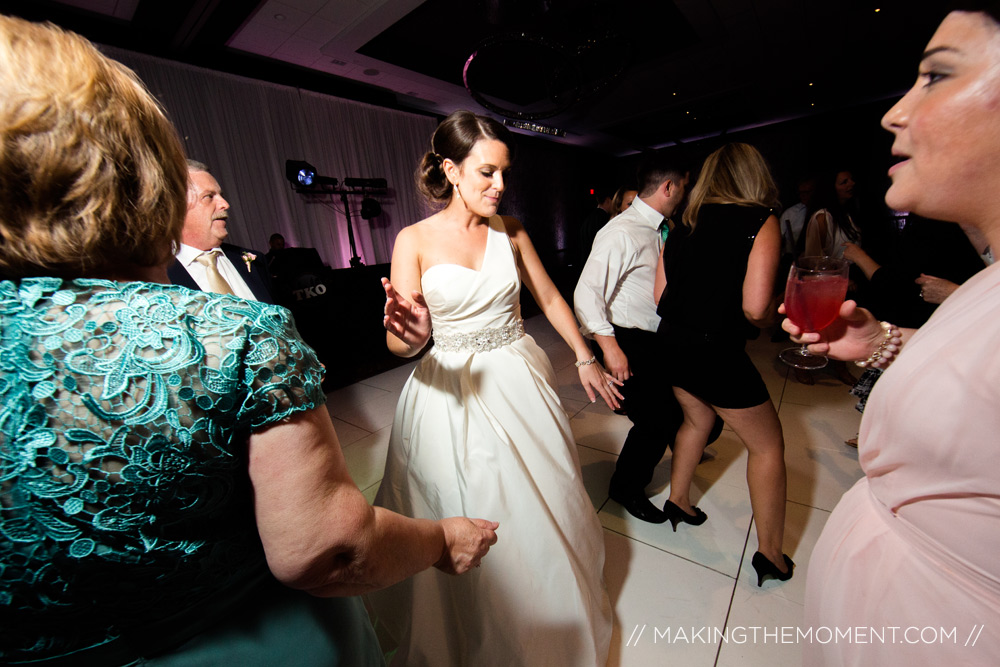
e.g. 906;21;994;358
101;45;438;268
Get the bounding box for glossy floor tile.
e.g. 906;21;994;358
330;315;865;666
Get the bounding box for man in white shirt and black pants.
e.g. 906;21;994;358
574;156;689;523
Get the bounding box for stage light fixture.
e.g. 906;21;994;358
286;160;317;187
285;160;340;190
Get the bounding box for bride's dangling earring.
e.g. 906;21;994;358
453;182;465;205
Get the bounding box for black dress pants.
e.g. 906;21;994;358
607;325;682;495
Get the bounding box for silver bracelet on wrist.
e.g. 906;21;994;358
575;356;597;368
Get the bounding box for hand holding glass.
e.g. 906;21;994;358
780;256;850;369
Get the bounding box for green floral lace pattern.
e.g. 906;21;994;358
0;278;325;662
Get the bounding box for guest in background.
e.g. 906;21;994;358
655;143;793;586
840;215;985;445
799;168;863;385
611;185;638;217
804;168;863;260
791;5;1000;661
779;176;816;262
266;232;286;264
265;232;287;285
844;215;985;328
575;155;690;524
168;160;276;303
0;16;497;665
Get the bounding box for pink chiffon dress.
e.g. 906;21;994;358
804;261;1000;665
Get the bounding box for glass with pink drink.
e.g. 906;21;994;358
780;256;850;369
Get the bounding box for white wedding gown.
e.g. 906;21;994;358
370;216;612;667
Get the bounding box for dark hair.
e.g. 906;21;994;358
416;110;515;204
636;153;688;198
808;168;862;244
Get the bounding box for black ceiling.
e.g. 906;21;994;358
0;0;951;155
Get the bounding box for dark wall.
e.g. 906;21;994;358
497;97;900;264
643;98;899;214
481;101;900;304
497;134;612;266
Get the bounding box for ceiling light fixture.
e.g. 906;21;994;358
502;119;566;137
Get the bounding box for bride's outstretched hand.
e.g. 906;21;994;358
779;299;883;361
579;361;624;410
382;277;431;348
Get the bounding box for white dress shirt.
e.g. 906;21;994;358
574;196;663;336
779;202;808;256
175;243;258;301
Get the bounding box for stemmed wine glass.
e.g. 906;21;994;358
779;256;850;369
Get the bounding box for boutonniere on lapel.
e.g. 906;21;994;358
241;251;257;272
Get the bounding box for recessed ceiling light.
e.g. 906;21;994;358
808;82;814;86
274;13;285;20
875;8;881;13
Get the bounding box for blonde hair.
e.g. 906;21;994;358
611;186;636;215
0;15;188;279
682;143;780;230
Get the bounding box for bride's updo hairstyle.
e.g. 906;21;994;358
417;110;514;205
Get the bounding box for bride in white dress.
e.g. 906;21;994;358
369;111;617;666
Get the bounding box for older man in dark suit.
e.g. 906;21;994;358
168;160;275;303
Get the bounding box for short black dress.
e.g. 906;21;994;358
657;203;775;408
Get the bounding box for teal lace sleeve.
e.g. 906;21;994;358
0;278;325;662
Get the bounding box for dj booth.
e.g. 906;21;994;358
268;249;409;390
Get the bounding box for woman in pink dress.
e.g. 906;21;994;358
784;4;1000;663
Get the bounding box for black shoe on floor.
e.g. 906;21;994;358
609;488;667;524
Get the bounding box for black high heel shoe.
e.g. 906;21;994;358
663;500;707;532
751;551;794;587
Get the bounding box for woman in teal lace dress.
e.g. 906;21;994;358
0;15;497;665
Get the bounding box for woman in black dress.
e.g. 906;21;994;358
653;143;793;586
